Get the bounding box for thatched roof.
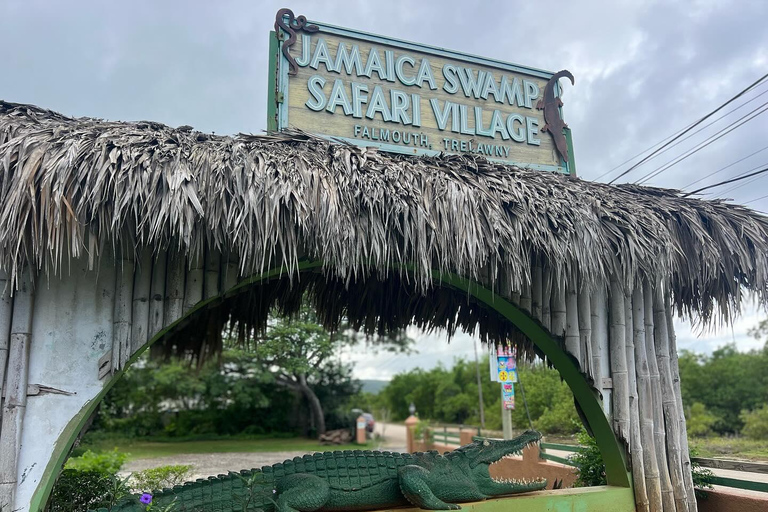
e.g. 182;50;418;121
1;100;767;333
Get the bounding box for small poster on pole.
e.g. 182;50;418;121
502;382;515;410
496;345;518;383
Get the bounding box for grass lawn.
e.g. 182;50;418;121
689;436;768;461
82;436;372;460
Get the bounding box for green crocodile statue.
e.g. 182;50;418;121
95;430;546;512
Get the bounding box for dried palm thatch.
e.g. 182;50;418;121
1;99;767;335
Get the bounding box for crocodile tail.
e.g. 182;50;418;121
552;69;575;86
91;470;276;512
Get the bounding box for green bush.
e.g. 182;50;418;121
64;448;127;474
740;405;768;440
48;450;130;512
569;428;606;487
690;448;715;499
130;465;193;493
686;402;717;437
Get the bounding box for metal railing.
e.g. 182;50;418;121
430;424;480;446
694;457;768;493
538;442;583;467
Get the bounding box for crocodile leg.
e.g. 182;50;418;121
274;473;330;512
398;466;461;510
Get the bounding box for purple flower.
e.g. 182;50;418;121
140;493;152;505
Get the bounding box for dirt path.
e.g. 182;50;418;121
122;423;409;480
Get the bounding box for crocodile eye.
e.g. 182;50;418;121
483;441;490;447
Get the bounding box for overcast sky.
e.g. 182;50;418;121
2;0;767;379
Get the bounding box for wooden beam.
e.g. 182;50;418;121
625;292;649;512
0;270;33;512
643;281;676;511
131;248;153;356
609;280;629;443
148;250;167;341
112;252;134;371
0;270;13;426
653;287;689;512
632;286;663;512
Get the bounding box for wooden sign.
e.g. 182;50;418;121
269;9;575;174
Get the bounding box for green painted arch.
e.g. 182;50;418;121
31;260;630;510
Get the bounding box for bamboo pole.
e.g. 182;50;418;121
131;249;152;356
609;279;630;443
183;253;204;314
541;267;552;331
149;250;167;340
578;288;592;377
633;286;664;512
0;270;13;418
625;293;649;512
653;287;688;512
519;279;532;313
644;281;676;511
550;278;567;338
223;252;239;292
164;250;185;326
113;252;134;371
0;270;33;512
592;286;610;415
204;248;221;300
532;263;543;321
565;278;581;365
666;306;697;511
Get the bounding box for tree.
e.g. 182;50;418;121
240;306;413;436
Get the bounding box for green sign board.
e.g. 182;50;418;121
269;9;575;174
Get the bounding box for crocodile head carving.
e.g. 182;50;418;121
446;429;546;496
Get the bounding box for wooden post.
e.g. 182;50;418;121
644;281;676;511
532;263;543;321
164;250;185;326
541;267;552;331
0;270;33;512
592;286;610;415
0;270;12;417
565;278;581;366
666;306;697;511
633;286;663;512
131;248;153;355
519;279;532;313
654;287;689;512
578;288;592;377
183;253;204;314
113;251;134;371
550;277;567;338
204;247;221;300
626;293;649;512
148;250;167;340
609;279;629;443
223;252;239;292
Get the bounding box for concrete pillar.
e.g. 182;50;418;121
459;429;474;446
405;415;418;453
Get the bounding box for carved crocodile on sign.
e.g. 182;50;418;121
94;431;546;512
536;70;575;163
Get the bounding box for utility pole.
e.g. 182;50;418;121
501;387;513;439
473;338;485;429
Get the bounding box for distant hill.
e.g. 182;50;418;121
360;379;389;394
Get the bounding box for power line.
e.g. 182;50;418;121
682;144;768;189
607;72;768;184
603;86;768;183
743;192;768;205
719;171;768;196
683;165;768;197
636;100;768;185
